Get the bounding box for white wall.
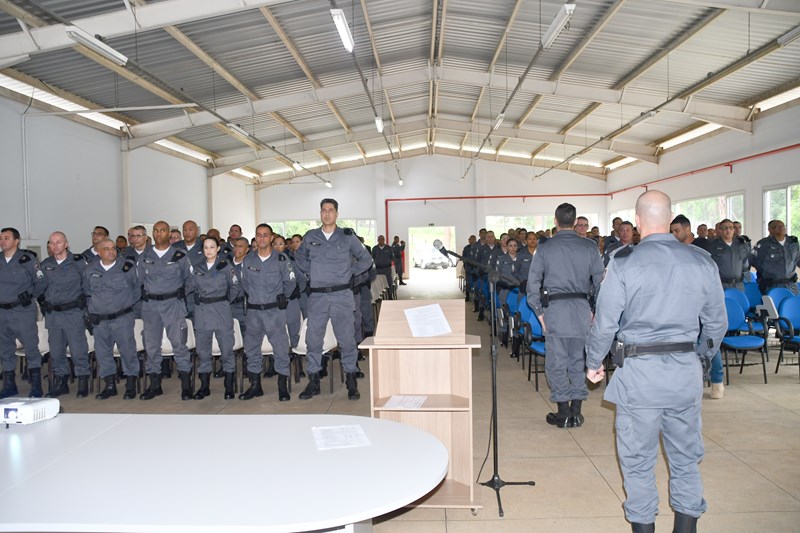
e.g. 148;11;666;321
607;101;800;240
211;172;257;240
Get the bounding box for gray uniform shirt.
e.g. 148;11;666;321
83;258;140;314
707;236;749;283
0;249;45;304
527;230;604;338
750;235;800;281
136;246;192;297
40;253;86;326
372;245;393;269
240;251;296;305
190;258;242;330
294;227;373;288
175;240;206;269
585;233;727;408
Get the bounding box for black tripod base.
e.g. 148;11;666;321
480;474;536;517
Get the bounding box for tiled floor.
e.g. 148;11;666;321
53;267;800;532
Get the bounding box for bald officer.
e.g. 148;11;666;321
527;204;604;428
585;190;726;533
0;227;46;398
40;232;90;398
137;221;194;401
294;198;373;400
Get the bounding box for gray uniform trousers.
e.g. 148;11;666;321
0;306;41;371
142;299;191;374
353;290;364;344
306;291;357;374
286;298;302;349
93;313;138;378
359;285;375;334
46;309;90;376
544;336;588;403
614;361;706;523
195;301;236;374
244;308;290;376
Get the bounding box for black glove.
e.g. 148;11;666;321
18;291;33;307
37;295;48;315
519;280;527;292
276;293;288;310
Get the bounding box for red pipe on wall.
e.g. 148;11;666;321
383;142;800;237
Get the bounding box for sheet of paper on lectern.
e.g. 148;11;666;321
312;425;372;451
404;303;452;337
384;395;427;409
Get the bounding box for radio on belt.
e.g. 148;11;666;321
2;397;60;428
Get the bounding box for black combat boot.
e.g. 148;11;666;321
123;376;137;400
160;359;172;378
95;375;117;399
76;375;89;398
223;372;236;399
46;374;69;398
299;372;321;400
465;288;470;301
345;372;360;400
510;336;521;359
28;368;43;398
277;375;290;402
193;372;211;400
501;331;509;348
355;363;365;379
545;401;571;428
319;355;329;378
0;371;19;399
139;373;163;400
239;371;264;400
179;371;193;401
673;512;697;533
264;355;277;378
477;306;485;322
631;523;655;533
568;399;585;428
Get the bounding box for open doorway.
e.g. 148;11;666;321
407;226;456;285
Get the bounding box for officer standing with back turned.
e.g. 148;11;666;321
527;204;604;428
585;190;727;533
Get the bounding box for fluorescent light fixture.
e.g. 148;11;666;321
630;110;657;127
226;123;251;138
777;25;800;47
64;25;128;66
541;2;576;50
324;181;333;188
492;113;505;131
330;9;355;53
375;115;384;133
605;157;637;170
292;161;303;171
398;178;404;186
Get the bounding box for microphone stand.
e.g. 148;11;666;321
439;247;535;517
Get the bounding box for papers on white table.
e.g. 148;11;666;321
312;425;372;451
384;395;427;409
404;303;452;337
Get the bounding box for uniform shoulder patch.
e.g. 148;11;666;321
278;254;286;261
742;235;751;243
216;260;228;270
19;254;32;264
122;260;135;272
73;254;84;262
342;227;354;235
171;250;186;262
21;248;38;258
789;236;799;244
614;246;634;259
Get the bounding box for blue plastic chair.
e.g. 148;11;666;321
523;313;546;390
724;288;767;337
768;288;794;315
721;297;767;384
743;281;762;311
774;295;800;379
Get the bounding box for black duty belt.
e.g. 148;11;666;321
90;307;133;324
720;277;741;284
143;289;184;302
549;292;589;302
613;341;696;357
247;301;280;311
198;295;228;305
309;283;351;294
231;296;245;305
46;299;85;312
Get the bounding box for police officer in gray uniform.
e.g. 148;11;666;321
527;204;604;428
294;199;373;400
175;220;206;322
0;227;46;398
476;231;503;322
750;219;800;295
272;234;303;351
137;221;194;401
603;221;634;267
585;190;726;533
708;218;750;290
372;235;394;294
40;232;90;398
496;238;526;348
84;239;141;400
190;237;242;400
240;224;296;401
391;236;406;285
82;226;109;264
230;237;250;338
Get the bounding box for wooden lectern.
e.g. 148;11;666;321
359;299;482;510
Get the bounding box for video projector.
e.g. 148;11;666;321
2;397;60;427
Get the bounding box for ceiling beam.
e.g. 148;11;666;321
0;0;292;62
431;0;448;119
360;0;397;128
659;0;800;15
127;65;752;143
